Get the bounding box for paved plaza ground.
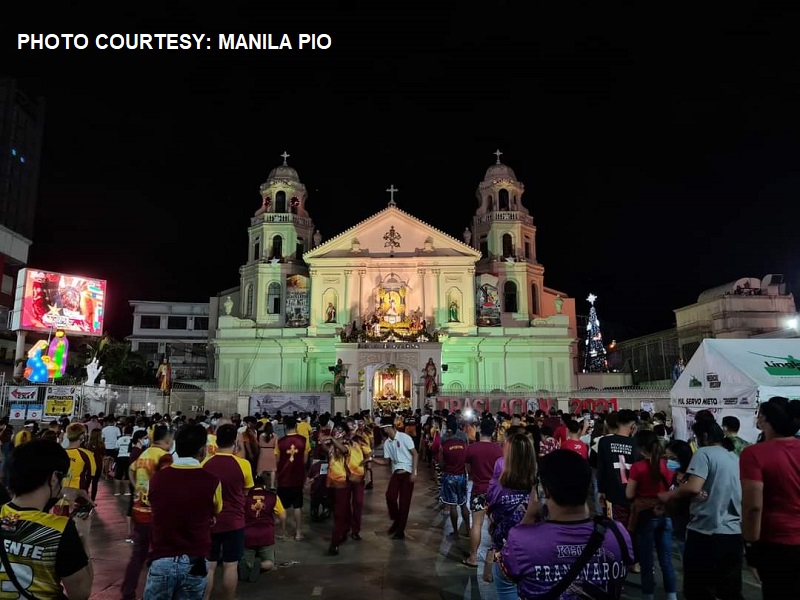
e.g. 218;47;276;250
87;465;762;600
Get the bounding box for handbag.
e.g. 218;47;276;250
537;516;632;600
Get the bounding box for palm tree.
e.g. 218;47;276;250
80;335;154;386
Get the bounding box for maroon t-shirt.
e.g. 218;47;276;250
147;466;220;562
442;437;468;475
276;434;308;487
244;486;280;547
466;440;504;495
202;453;254;533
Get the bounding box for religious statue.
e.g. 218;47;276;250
448;300;459;322
463;227;472;245
223;296;234;315
156;357;172;395
313;230;322;247
85;357;103;387
424;358;438;397
333;358;347;396
554;294;563;314
325;302;336;323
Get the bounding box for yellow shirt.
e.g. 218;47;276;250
13;429;32;447
296;421;312;444
0;503;84;600
207;433;218;456
64;447;97;491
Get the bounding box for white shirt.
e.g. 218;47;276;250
116;435;132;458
382;432;415;473
102;425;120;448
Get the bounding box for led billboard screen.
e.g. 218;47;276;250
14;269;106;336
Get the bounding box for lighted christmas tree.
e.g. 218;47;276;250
583;293;609;372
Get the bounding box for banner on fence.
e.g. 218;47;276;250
9;404;26;420
8;386;38;402
249;392;332;416
44;386;79;418
26;404;43;420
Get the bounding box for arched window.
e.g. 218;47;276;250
275;191;287;213
245;284;254;317
531;283;539;315
499;188;510;210
295;237;304;260
502;233;513;258
271;235;283;259
253;238;261;262
504;281;518;313
267;282;281;314
479;236;489;259
290;197;299;214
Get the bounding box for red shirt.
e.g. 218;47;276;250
466;441;504;495
562;439;589;460
244;486;284;548
441;438;468;475
554;426;568;447
202;453;255;533
629;458;671;498
147;464;222;562
276;434;308;487
740;438;800;544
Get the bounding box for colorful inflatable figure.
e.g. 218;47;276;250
48;330;69;378
23;340;50;383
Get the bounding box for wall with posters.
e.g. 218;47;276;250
44;385;79;419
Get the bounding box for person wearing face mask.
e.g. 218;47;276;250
0;439;93;599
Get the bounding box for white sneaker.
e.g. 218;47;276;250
114;493;121;496
124;492;131;496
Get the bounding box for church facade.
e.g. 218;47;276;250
212;152;578;414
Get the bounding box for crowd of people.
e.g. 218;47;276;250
0;396;795;599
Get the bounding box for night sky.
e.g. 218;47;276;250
5;5;800;341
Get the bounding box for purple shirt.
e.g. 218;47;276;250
500;519;634;600
486;479;530;550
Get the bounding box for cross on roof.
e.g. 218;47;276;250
386;184;398;205
494;149;503;164
280;150;290;165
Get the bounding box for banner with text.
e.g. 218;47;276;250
249;392;332;416
44;386;79;419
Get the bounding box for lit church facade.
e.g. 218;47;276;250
212;152;579;413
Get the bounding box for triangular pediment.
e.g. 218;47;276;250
304;205;481;261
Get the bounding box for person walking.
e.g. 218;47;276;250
463;418;503;568
439;419;470;541
275;416;309;541
372;416;418;540
626;430;677;600
121;424;174;600
144;424;222;600
202;423;255;600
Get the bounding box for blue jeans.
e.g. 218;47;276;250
144;556;209;600
493;561;518;600
636;516;677;595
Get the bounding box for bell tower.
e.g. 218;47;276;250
239;151;316;326
466;150;545;325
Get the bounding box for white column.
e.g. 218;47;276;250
432;269;442;326
417;268;427;319
343;270;352;324
358;270;366;322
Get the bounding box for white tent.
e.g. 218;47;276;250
671;339;800;443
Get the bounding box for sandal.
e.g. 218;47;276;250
461;558;478;567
